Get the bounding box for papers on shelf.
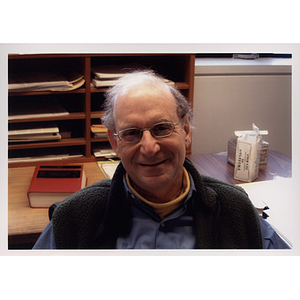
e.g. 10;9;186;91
92;79;119;88
9;123;59;136
8;148;84;163
91;64;174;88
9;123;62;143
91;124;108;138
8;98;70;121
9;132;61;143
91;64;136;87
8;153;83;163
92;64;144;79
8;71;85;92
93;145;117;159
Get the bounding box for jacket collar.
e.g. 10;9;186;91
184;158;218;212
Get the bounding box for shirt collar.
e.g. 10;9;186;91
123;168;197;219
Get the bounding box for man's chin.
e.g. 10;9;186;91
131;175;169;194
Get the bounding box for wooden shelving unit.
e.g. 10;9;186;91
8;53;195;167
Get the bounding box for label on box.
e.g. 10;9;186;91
234;141;252;181
228;139;269;165
234;139;260;182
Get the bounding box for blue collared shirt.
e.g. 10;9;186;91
115;174;196;249
33;174;291;249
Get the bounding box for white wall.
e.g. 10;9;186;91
191;58;292;158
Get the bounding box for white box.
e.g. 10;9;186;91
228;139;269;166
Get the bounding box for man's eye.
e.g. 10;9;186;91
125;129;138;136
153;124;172;135
122;129;140;137
157;124;171;130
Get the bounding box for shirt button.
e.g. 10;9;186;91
161;222;165;228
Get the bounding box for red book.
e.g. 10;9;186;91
27;164;86;208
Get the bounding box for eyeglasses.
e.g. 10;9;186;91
114;121;179;143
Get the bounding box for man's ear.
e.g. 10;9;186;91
182;114;192;149
107;129;119;156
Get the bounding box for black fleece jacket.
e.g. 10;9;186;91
52;158;262;249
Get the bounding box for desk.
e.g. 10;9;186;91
188;150;291;184
8;162;105;247
8;150;291;248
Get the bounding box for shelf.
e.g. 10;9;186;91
90;82;189;93
8;112;87;123
91;137;109;143
8;53;195;167
8;88;86;97
8;156;97;168
8;138;86;150
174;82;189;89
91;111;105;119
91;86;108;93
8;53;88;59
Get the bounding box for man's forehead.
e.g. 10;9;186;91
113;84;178;126
116;83;175;106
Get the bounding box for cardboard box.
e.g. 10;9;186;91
227;139;269;166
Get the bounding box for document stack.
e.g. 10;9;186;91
8;148;83;164
8;123;61;143
9;70;85;92
92;144;117;159
8;98;70;121
91;65;174;88
91;124;108;138
91;64;141;88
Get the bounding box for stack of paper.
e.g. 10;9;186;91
91;64;140;88
91;124;108;138
9;70;85;92
91;64;174;88
8;151;83;163
93;145;117;159
9;98;70;121
9;123;61;143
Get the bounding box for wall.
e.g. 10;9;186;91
191;58;292;158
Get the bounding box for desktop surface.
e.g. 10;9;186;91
7;150;292;248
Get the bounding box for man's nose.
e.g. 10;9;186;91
139;130;161;156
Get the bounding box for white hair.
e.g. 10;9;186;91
101;70;193;130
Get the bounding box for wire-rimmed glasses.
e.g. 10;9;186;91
114;121;179;143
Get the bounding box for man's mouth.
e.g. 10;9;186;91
140;159;167;167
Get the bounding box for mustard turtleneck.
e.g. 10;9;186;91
126;168;190;219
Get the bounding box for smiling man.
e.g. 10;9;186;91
108;77;191;204
33;70;290;249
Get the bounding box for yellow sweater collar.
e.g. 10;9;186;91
126;168;190;219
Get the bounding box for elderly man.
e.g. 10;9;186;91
33;70;289;249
